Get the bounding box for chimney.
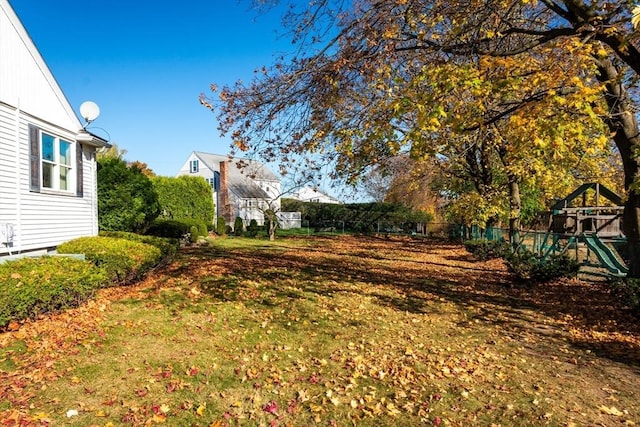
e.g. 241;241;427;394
219;160;233;223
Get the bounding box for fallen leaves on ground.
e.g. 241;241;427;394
1;235;639;426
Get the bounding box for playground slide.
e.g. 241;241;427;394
583;235;628;276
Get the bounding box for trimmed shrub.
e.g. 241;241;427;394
505;250;579;283
464;239;510;261
151;175;214;225
0;257;104;329
99;231;178;260
234;217;244;236
247;219;259;237
146;219;191;239
217;217;226;236
57;236;162;285
179;218;208;238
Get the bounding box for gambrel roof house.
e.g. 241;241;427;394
0;0;109;256
176;151;281;226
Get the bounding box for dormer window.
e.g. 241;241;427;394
190;159;199;173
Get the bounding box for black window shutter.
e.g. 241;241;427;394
28;124;40;192
76;142;84;197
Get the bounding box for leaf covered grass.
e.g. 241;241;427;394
1;235;639;426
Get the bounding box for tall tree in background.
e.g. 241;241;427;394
206;0;639;276
362;155;442;218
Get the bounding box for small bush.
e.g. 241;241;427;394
146;219;190;239
464;239;510;261
611;278;640;316
179;218;208;238
505;250;579;283
190;226;199;243
247;219;259;237
0;257;104;329
58;236;162;285
234;217;245;236
217;217;226;236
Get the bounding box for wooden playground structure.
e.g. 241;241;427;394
547;183;628;276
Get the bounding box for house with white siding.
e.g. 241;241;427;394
289;186;341;204
0;0;109;256
177;151;281;227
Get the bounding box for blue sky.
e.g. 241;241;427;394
10;0;291;177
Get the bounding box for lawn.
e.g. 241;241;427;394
1;235;639;426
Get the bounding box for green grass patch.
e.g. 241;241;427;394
3;236;639;426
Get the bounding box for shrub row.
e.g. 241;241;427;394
0;257;104;329
0;233;178;329
145;218;209;240
99;231;179;261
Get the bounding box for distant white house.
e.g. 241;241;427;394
0;0;109;256
289;186;341;204
177;151;281;226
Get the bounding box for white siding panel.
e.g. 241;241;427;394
1;2;99;255
0;103;19;254
0;3;79;130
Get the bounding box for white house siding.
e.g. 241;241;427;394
0;0;103;255
0;103;20;249
0;110;97;254
0;4;78;131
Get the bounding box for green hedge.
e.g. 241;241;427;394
151;175;214;225
99;231;179;260
57;236;162;285
146;218;208;240
0;257;104;328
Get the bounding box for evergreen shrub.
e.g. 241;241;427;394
611;278;640;316
58;236;162;285
247;219;259;237
146;219;190;238
0;257;104;329
505;250;579;283
97;157;160;233
99;231;178;259
217;217;226;236
464;239;510;261
234;217;244;236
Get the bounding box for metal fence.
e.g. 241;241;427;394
442;223;629;276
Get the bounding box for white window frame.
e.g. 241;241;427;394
40;131;74;193
190;159;199;173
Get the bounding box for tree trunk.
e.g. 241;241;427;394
497;146;522;247
269;221;277;241
597;58;640;278
507;176;522;247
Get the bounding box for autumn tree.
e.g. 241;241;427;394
206;0;639;276
362;155;443;219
